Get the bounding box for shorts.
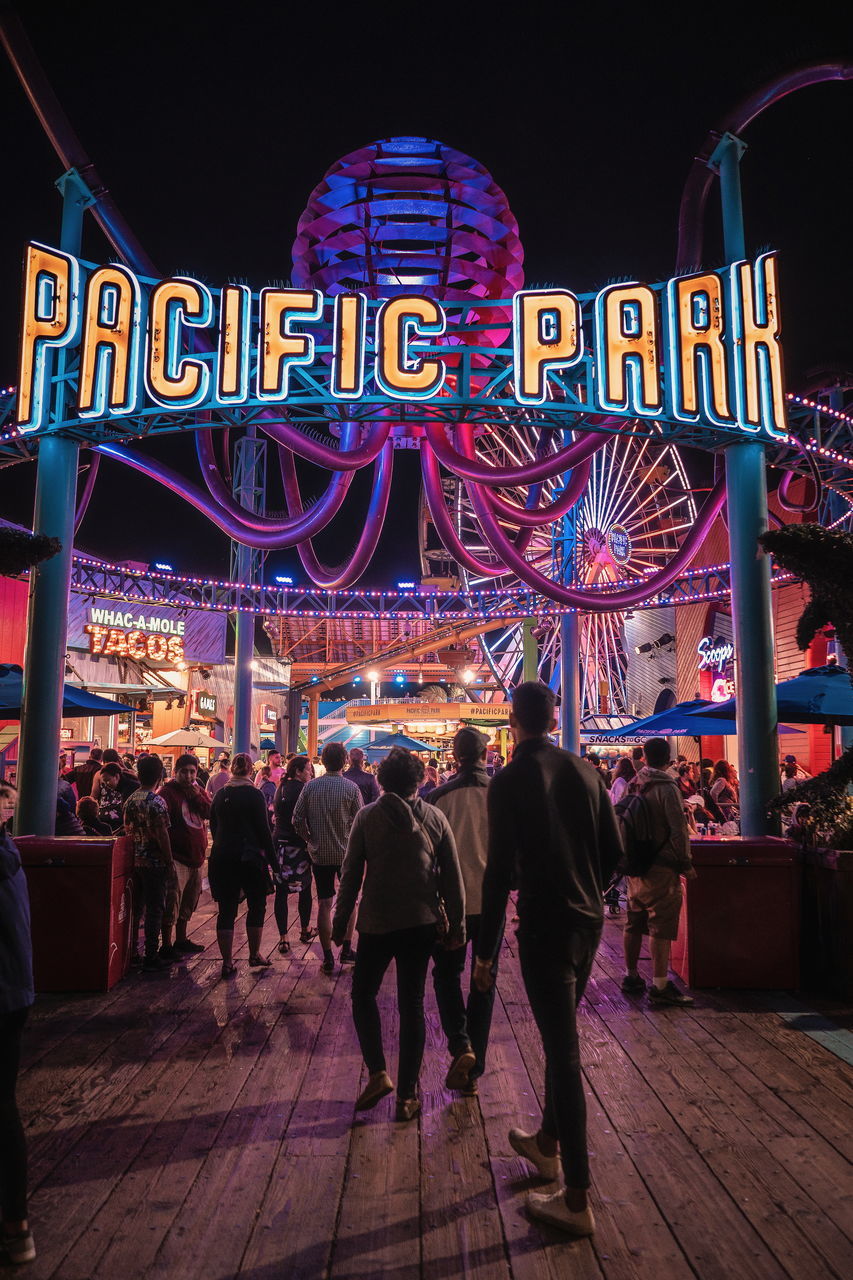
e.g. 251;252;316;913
624;866;684;941
312;863;341;900
163;862;203;927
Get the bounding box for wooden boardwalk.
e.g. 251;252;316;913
6;893;852;1280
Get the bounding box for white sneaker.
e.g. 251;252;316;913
527;1190;595;1236
508;1128;559;1181
3;1231;36;1264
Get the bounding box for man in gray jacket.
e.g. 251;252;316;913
429;726;495;1095
621;736;696;1005
332;748;465;1121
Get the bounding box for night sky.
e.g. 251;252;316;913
2;1;853;584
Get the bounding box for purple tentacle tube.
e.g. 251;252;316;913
466;472;727;610
74;452;100;532
282;441;395;589
483;455;592;526
195;423;356;530
677;62;853;271
420;445;508;577
258;417;393;470
424;419;607;486
95;444;348;548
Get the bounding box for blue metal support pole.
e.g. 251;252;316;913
16;171;92;835
560;611;581;754
230;427;266;754
712;133;779;835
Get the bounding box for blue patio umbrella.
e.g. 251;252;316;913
691;664;853;726
593;698;802;739
0;664;125;717
362;731;433;761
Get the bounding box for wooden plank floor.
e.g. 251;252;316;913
5;893;852;1280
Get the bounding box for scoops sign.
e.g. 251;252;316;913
697;635;735;702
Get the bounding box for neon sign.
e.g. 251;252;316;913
606;525;632;565
16;245;789;441
85;623;185;666
697;635;734;673
697;635;735;703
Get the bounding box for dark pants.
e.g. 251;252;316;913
208;857;269;930
432;913;502;1078
351;925;435;1100
0;1006;29;1222
137;864;170;959
518;925;601;1190
274;878;312;935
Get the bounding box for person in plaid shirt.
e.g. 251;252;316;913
293;742;362;972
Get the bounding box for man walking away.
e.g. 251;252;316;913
429;727;495;1095
343;748;380;806
124;755;175;972
293;742;362;973
620;737;696;1006
159;754;211;958
474;682;622;1237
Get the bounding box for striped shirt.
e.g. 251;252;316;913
292;773;363;866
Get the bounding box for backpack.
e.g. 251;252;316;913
613;782;669;877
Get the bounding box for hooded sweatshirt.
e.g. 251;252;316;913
629;766;693;875
333;792;466;942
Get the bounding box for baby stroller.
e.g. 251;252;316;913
603;872;624;915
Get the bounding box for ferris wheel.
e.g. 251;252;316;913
420;421;698;714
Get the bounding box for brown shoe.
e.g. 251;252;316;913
355;1071;394;1111
445;1048;476;1091
395;1096;421;1122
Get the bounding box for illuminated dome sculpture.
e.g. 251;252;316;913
291;135;524;302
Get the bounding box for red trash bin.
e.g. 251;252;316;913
17;835;136;991
670;836;800;990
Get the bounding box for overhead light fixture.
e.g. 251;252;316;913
153;561;173;572
367;670;380;682
636;632;675;655
397;580;416;589
275;575;293;584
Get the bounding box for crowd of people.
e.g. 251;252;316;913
4;688;734;1259
582;746;745;833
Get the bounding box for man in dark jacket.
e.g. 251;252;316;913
429;726;494;1094
474;682;622;1238
63;748;103;799
342;748;380;806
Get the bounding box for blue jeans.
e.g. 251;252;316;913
518;924;601;1190
432;913;502;1078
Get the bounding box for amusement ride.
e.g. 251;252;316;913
2;3;853;839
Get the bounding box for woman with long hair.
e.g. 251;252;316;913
710;759;739;822
608;756;636;805
208;753;276;978
333;748;465;1122
272;755;315;953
